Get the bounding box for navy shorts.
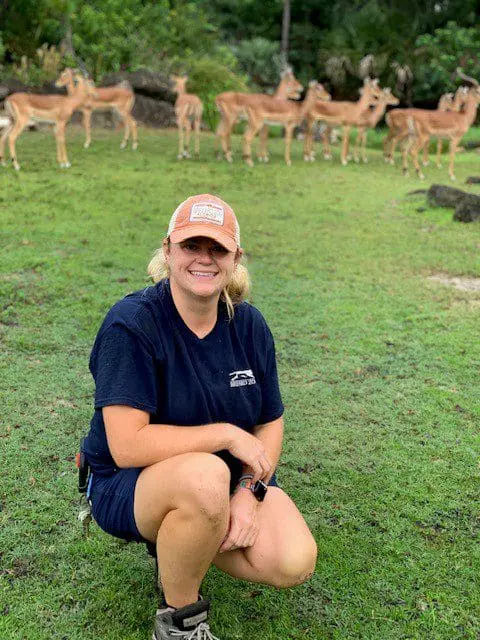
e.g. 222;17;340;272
88;462;278;544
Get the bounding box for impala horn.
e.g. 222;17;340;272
456;68;479;87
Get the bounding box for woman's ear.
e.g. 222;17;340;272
162;238;170;261
234;247;243;265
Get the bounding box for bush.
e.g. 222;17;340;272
172;52;249;131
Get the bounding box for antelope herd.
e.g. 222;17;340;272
0;66;479;181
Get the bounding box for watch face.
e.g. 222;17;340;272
253;480;268;502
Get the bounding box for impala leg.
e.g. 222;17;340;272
56;122;70;168
341;126;351;165
353;128;361;163
258;125;269;162
0;124;13;166
284;124;294;166
448;139;458;181
83;109;92;148
194;116;200;156
216;116;232;162
119;112;131;150
400;136;411;176
243;117;263;167
409;136;425;180
389;132;406;166
8;120;28;171
383;130;394;163
361;131;368;163
184;120;192;158
321;127;331;160
436;139;442;168
303;118;313;161
177;118;184;160
421;138;429;166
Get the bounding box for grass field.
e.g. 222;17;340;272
1;126;480;639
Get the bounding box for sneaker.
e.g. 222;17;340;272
153;599;220;639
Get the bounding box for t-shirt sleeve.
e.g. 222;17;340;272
90;321;158;414
258;323;284;425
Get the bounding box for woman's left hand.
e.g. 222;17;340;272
218;488;260;553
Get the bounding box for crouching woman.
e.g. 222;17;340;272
83;194;317;639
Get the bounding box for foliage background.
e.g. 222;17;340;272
0;0;479;104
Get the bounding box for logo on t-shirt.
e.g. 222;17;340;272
190;202;225;226
229;369;256;387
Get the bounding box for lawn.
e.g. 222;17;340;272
1;126;479;639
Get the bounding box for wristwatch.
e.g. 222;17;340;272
237;475;268;502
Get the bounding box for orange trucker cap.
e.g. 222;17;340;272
167;194;240;252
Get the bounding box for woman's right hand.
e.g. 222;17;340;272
225;424;271;482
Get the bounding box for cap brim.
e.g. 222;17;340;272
169;225;237;252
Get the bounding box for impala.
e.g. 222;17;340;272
171;75;203;160
0;69;96;170
63;72;138;150
303;77;382;165
241;80;331;166
404;82;480;180
351;87;399;163
383;90;465;167
215;68;303;162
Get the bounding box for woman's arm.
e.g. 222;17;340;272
103;405;271;479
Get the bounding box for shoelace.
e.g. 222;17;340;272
170;622;220;639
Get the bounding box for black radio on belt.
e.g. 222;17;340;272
75;438;90;494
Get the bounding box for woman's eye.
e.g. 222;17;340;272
183;243;198;252
212;246;228;256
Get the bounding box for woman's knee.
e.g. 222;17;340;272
267;535;318;589
175;453;231;519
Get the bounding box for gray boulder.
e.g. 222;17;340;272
132;94;176;128
102;69;176;103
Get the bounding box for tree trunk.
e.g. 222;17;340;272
281;0;290;68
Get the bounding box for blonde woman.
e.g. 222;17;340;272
82;194;317;639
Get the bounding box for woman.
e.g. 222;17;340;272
83;194;317;639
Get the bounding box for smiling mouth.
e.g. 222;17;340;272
189;271;218;279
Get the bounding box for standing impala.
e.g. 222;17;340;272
171;75;203;160
63;73;138;150
351;87;399;163
241;81;331;166
383;91;464;167
303;77;382;165
215;68;303;163
404;81;480;181
0;69;96;170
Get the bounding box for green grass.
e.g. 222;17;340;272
1;126;480;639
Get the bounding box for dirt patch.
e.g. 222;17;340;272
428;274;480;293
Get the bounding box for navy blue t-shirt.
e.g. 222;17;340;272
84;280;284;477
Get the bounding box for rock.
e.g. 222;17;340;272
101;69;176;103
454;198;480;223
464;140;480;150
465;176;480;184
132;95;176;128
427;184;470;208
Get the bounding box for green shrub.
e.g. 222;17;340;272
173;53;249;131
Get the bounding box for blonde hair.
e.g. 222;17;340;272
147;242;250;319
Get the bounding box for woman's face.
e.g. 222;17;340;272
164;236;241;300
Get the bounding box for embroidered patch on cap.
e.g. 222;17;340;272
190;202;225;226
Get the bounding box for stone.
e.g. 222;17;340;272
427;184;470;208
101;69;176;103
132;94;176;128
454;198;480;223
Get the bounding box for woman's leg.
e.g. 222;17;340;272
134;452;231;608
213;487;317;588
